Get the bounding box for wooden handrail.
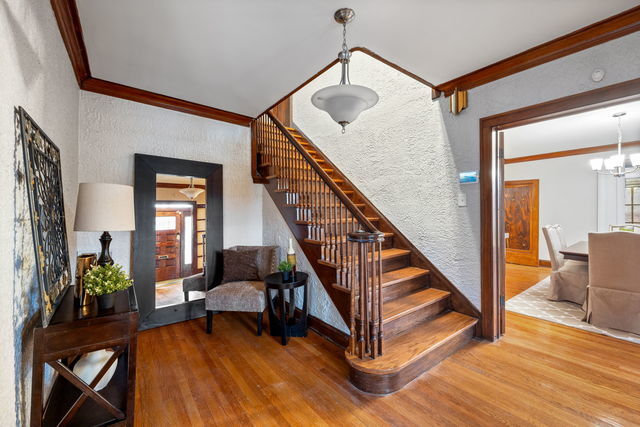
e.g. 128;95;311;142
265;112;378;233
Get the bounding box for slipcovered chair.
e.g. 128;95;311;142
542;225;589;304
205;245;278;335
584;232;640;334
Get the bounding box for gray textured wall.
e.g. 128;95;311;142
289;32;640;310
77;92;264;274
1;1;80;424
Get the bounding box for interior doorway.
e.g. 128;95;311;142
479;77;640;340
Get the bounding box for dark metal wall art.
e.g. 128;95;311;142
15;107;71;327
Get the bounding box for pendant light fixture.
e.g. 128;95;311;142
311;8;379;133
590;112;640;177
179;177;204;200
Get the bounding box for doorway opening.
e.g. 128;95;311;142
479;78;640;340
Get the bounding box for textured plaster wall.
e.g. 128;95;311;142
0;0;80;424
262;192;348;333
292;33;640;308
77;92;263;273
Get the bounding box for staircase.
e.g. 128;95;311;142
252;112;479;394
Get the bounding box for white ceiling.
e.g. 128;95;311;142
504;99;640;158
77;0;638;118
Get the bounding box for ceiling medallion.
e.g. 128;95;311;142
311;8;379;133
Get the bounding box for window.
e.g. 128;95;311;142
183;216;193;265
625;178;640;224
155;216;176;231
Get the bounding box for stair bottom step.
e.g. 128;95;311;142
345;311;477;394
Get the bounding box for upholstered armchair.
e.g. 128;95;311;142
205;245;278;335
542;225;589;304
584;232;640;334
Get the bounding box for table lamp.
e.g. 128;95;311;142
74;183;136;266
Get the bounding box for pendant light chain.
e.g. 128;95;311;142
342;23;348;54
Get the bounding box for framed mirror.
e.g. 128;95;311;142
134;154;222;329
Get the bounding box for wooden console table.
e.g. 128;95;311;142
31;286;139;426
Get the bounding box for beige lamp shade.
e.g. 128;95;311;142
74;183;136;231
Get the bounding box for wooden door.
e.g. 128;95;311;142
504;180;539;266
155;211;182;282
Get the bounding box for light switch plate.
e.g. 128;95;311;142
457;192;467;207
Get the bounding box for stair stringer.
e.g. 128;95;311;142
292;125;481;324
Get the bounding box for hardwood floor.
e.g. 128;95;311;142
505;263;551;300
135;310;640;426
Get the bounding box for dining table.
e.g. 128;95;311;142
559;240;589;262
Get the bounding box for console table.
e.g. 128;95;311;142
31;286;138;426
264;272;309;345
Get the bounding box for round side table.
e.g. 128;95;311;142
264;272;309;346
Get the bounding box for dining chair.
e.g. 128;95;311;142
584;232;640;334
542;225;589;304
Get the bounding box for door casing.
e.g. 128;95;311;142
479;77;640;340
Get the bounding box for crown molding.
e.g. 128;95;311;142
436;6;640;96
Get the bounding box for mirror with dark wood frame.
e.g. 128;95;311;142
134;154;222;330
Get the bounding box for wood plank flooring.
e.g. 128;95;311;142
135;308;640;426
505;263;551;300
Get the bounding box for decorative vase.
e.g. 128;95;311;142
72;349;117;391
281;271;291;282
75;253;97;307
97;293;116;311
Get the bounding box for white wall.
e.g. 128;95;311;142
262;193;348;332
505;153;601;260
0;0;80;424
77;92;263;273
289;32;640;308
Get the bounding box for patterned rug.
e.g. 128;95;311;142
506;277;640;344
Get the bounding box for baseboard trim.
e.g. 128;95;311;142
539;259;551;267
286;303;350;348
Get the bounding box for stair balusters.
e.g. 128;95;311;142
254;112;383;359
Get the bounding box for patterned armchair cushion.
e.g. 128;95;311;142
205;281;265;312
221;249;260;284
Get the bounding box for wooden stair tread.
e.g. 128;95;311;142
346;312;477;374
383;288;449;323
381;267;430;288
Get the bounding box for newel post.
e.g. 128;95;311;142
347;229;385;359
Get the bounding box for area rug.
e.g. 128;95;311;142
506;277;640;344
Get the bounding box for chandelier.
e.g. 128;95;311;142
311;8;379;133
179;177;204;200
590;112;640;177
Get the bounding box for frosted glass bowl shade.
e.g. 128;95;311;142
311;84;379;126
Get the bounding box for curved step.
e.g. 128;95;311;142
346;311;477;394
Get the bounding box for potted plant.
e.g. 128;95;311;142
84;263;133;311
278;260;293;282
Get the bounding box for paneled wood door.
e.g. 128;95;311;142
155;211;182;282
504;180;539;266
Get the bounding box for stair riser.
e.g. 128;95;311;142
383;298;450;339
348;325;475;394
383;275;429;302
382;254;410;273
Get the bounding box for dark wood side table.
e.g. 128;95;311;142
264;272;309;345
31;286;139;426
